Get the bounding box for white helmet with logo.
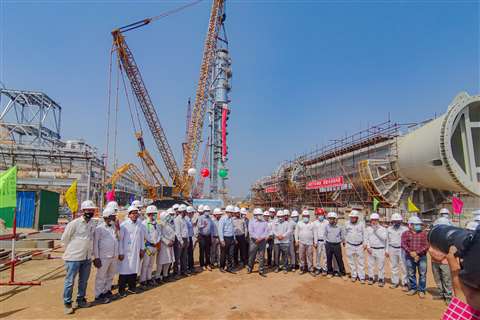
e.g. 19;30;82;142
203;205;211;212
197;205;204;213
439;208;450;215
302;210;310;216
253;208;263;216
172;204;180;210
370;213;380;220
81;200;97;211
167;208;175;215
102;207;116;218
283;209;290;216
127;205;139;213
146;205;158;215
349;210;360;218
407;216;422;224
240;208;248;215
187;206;195;213
132;200;143;208
106;201;119;212
327;212;337;219
213;208;222;215
390;213;403;221
263;211;270;216
226;205;235;213
268;207;276;213
178;204;187;212
291;210;299;218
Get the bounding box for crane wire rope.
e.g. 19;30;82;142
113;57;120;170
105;45;114;173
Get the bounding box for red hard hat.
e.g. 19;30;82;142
315;208;326;215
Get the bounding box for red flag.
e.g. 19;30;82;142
106;189;116;202
452;197;463;215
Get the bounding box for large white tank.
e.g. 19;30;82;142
397;92;480;196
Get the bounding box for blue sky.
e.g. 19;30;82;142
1;0;479;197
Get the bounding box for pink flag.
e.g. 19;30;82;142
106;190;115;202
452;196;463;215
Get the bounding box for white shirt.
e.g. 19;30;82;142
118;218;146;275
386;225;409;248
61;217;95;261
365;225;387;249
288;220;297;239
295;221;317;245
273;220;291;244
93;222;119;259
174;215;188;244
344;221;365;245
313;219;328;241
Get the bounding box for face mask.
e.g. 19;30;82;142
413;224;422;232
257;216;264;221
303;217;309;223
105;217;113;226
318;216;325;222
394;222;401;228
293;217;299;223
83;212;94;222
204;213;209;218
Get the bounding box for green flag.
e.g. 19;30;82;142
0;166;17;208
373;197;380;212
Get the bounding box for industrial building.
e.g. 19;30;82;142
251;92;480;217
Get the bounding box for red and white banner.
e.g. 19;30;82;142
265;186;279;193
306;176;344;190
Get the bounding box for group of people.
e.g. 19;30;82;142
60;199;480;315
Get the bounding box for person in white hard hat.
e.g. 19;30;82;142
313;208;328;276
172;203;180;212
324;211;347;279
365;213;387;287
429;216;453;303
218;205;236;273
465;209;480;231
197;205;213;270
140;205;161;288
173;204;189;277
185;206;196;274
386;213;409;290
93;206;119;304
118;205;146;297
295;210;317;275
273;210;291;273
131;200;144;221
344;210;366;283
155;211;176;283
106;201;119;213
288;210;299;271
247;208;269;277
210;208;223;268
434;208;452;226
240;208;250;255
402;216;429;298
265;209;275;268
61;200;97;314
233;206;248;268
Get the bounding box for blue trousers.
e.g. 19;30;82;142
63;259;92;305
405;255;427;292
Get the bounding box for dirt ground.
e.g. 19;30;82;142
0;243;447;320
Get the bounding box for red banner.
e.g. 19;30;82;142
265;186;279;193
306;176;344;190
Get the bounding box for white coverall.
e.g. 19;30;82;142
365;224;387;281
387;225;408;286
93;221;119;298
140;218;161;283
118;218;146;275
344;221;366;281
156;221;176;279
313;219;328;272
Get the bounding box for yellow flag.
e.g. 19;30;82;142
65;180;78;213
407;196;419;213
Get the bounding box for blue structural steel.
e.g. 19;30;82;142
16;191;36;228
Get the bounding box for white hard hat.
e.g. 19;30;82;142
302;210;310;216
475;215;480;222
127;205;139;213
439;208;450;215
472;209;480;216
226;205;235;212
253;208;263;215
172;204;180;210
146;205;158;215
106;201;119;211
277;210;284;216
263;211;270;216
203;205;211;212
327;212;337;219
291;210;299;217
198;205;204;212
370;213;380;220
81;200;97;211
284;209;290;216
408;216;422;224
187;206;195;213
178;204;187;212
102;207;116;218
268;207;276;213
234;206;240;213
349;210;360;218
132;200;143;208
160;211;169;221
466;221;479;231
390;213;403;221
240;208;248;215
433;217;452;226
167;208;175;215
213;208;222;215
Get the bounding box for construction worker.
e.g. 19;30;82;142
219;205;236;273
265;208;275;268
288;210;299;271
156;211;176;283
465;209;480;231
386;213;409;290
211;208;222;268
174;204;189;277
247;208;269;277
118;205;146;297
365;213;387;287
273;210;291;273
106;201;119;213
93;206;119;304
233;206;248;268
295;210;317;275
313;208;328;276
186;206;195;274
429;216;453;303
402;216;429;299
61;200;97;314
131;200;144;221
325;212;347;279
197;205;213;271
140;205;161;288
344;210;366;283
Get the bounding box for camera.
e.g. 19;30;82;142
428;225;480;289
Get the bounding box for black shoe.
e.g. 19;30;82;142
259;272;267;278
76;298;90;308
315;269;321;276
127;288;138;295
119;290;127;298
247;267;252;274
226;269;236;274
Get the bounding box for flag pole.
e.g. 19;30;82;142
10;208;16;283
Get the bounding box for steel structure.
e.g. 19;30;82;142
0;89;62;146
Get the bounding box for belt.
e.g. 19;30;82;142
389;245;401;249
371;246;385;249
347;242;363;246
317;239;324;242
326;241;341;245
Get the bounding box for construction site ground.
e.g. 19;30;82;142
1;243;446;319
